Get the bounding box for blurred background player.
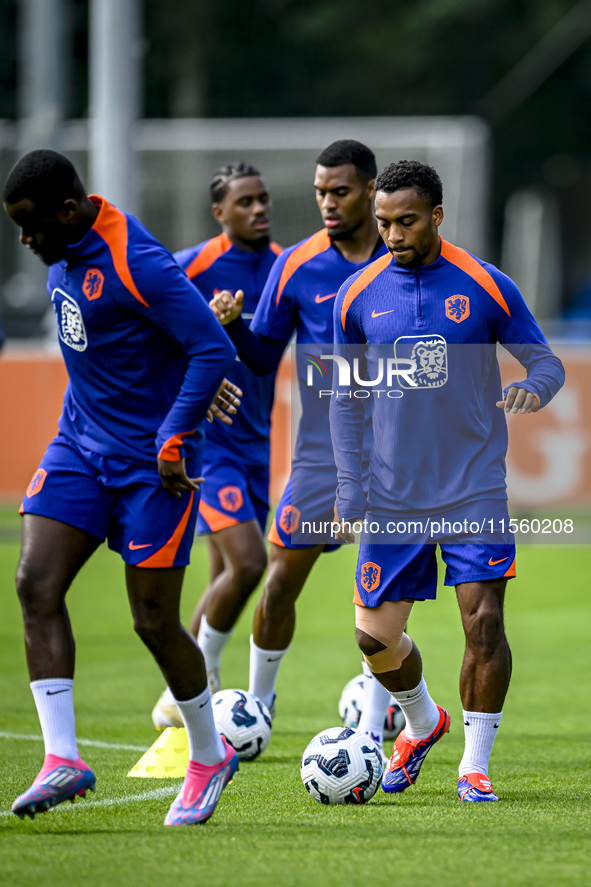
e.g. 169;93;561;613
332;159;565;801
152;163;282;727
3;150;241;826
208;140;394;753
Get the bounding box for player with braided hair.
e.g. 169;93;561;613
152;162;283;727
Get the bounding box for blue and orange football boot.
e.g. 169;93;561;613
164;736;238;826
382;705;450;793
457;771;499;802
12;754;96;819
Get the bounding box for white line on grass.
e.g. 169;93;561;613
0;785;180;819
0;732;148;752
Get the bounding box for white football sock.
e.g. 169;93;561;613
358;660;391;745
248;636;288;711
174;686;226;766
197;616;233;672
390;676;440;740
30;678;78;760
459;710;503;777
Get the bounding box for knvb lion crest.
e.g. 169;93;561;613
279;505;300;534
82;268;105;301
26;468;47;498
445;294;470;323
218;486;243;513
360;561;381;592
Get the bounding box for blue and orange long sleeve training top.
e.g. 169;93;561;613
174;233;281;466
226;229;387;467
48;195;236;468
331;238;565;518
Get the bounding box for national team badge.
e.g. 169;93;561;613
445;294;470;323
82;268;105;301
360;561;381;592
394;334;448;389
279;505;300;534
218;486;243;513
26;468;47;498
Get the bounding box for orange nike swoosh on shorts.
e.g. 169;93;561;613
315;292;337;303
371;308;396;317
129;541;153;550
488;556;508;566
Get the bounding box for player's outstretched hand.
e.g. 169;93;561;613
207;379;243;425
209;289;244;325
496;386;540;414
158;458;204;498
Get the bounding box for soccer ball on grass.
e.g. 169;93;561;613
300;726;383;805
212;689;272;761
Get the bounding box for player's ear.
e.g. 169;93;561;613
366;178;376;201
432;205;444;228
57;198;79;224
212;202;224;225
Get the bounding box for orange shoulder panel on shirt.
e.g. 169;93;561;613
275;229;331;306
89;195;150;308
270;242;283;256
440;239;511;317
137;493;194;568
340;252;393;330
184;233;232;280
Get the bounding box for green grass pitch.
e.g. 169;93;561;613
0;508;590;886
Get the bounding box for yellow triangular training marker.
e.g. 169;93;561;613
127;727;188;778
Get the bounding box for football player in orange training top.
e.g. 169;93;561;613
207;141;396;755
152;163;283;727
331;159;565;801
3;150;243;825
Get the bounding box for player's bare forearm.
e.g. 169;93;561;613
209;289;244;325
206;378;243;425
157;458;204;498
496;386;540;414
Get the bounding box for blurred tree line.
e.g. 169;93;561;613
1;0;591;233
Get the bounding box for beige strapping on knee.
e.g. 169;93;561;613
355;601;414;673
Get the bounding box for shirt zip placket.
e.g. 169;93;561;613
414;268;424;327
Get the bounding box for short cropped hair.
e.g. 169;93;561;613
316;140;377;181
375;160;443;208
2;150;80;213
210;162;262;203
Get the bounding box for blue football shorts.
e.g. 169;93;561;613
21;434;198;568
267;462;341;552
196;457;269;535
354;500;516;606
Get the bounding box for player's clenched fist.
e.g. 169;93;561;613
209;289;244;325
206;378;243;425
496;386;540;414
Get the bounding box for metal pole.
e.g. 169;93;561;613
89;0;140;214
18;0;66;151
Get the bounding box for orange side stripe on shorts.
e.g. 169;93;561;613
353;581;366;607
137;492;194;568
340;252;393;330
198;499;240;533
440;239;511;316
503;556;517;578
267;516;286;547
184;233;232;280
